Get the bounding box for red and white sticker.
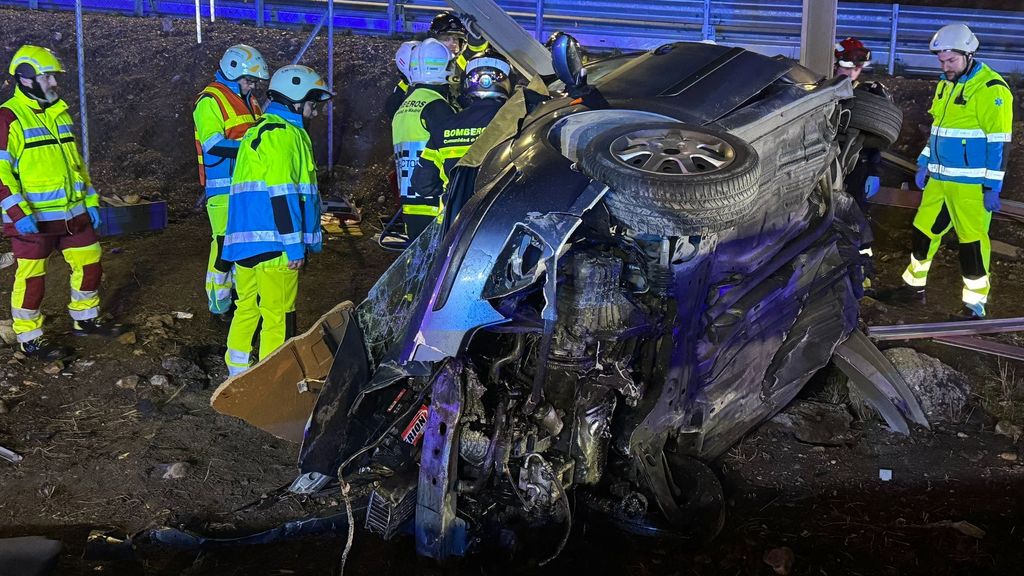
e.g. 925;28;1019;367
401;404;430;445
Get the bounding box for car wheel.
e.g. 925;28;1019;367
579;122;760;236
846;89;903;149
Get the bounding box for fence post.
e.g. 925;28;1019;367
702;0;714;41
134;0;143;16
256;0;265;27
535;0;544;42
888;3;900;75
387;0;396;37
328;0;334;172
75;0;90;168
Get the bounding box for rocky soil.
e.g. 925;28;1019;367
0;7;1022;576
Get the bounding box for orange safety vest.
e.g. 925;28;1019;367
192;82;262;185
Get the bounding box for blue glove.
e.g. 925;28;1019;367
915;165;929;190
13;214;38;235
865;175;880;199
984;188;1001;213
87;206;102;230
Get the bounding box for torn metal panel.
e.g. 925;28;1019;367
210;301;354;443
869;317;1024;341
834;330;930;432
444;0;554;79
933;335;1024;362
416;359;466;559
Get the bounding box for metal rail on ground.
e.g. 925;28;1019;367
869;317;1024;341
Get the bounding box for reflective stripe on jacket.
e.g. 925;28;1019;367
193;74;262;198
392;85;454;200
223;104;321;264
917;61;1014;192
0;89;97;229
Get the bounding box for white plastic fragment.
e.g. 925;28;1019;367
879;468;893;481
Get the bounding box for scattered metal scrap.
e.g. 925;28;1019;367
868;317;1024;361
0;445;23;464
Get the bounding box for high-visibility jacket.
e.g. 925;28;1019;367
917;61;1014;193
454;38;489;76
384;77;410;121
0;88;98;234
193;72;262;198
392;85;454;219
222;103;322;265
412;97;503;198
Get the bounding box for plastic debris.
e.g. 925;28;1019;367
879;468;893;481
0;445;23;464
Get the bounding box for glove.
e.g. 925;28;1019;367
13;214;38;235
87;206;103;230
865;175;880;199
984;187;1001;213
915;165;929;190
462;14;484;46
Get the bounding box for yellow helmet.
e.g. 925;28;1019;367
9;45;64;77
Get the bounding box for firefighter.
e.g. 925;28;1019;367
193;44;268;320
392;38;456;241
428;12;489;76
411;54;511;221
835;37;886;295
0;46;123;360
887;24;1013;319
221;65;332;376
384;40;419;121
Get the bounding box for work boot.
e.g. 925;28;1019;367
876;284;926;306
72;318;127;337
950;302;986;321
19;337;73;362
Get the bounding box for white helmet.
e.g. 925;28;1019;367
267;65;334;104
395;40;419;81
929;23;979;55
408;38;451;86
220;44;270;81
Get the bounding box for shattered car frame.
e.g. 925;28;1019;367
215;3;927;562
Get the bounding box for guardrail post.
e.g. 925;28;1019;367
256;0;265;27
28;0;38;9
328;0;334;172
75;0;90;168
888;3;900;75
535;0;544;42
702;0;714;41
134;0;143;16
387;0;396;37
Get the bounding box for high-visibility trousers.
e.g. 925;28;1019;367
11;228;102;343
401;196;441;241
206;194;234;314
901;178;992;308
224;253;298;376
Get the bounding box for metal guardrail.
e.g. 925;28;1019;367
5;0;1024;75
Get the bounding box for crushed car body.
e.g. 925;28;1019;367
212;2;927;561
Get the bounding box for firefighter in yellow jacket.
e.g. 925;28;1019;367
193;44;268;320
0;46;122;360
891;24;1014;319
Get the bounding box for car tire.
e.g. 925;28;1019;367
579;122;760;236
846;89;903;149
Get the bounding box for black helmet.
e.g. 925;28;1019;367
463;55;512;100
429;12;466;38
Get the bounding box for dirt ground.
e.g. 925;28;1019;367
1;8;1023;576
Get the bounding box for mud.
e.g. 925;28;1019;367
0;8;1022;576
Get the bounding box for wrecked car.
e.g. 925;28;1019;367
213;3;928;562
